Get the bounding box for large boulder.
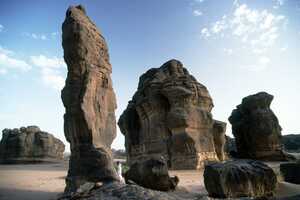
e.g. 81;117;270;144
0;126;65;163
118;59;226;170
229;92;289;161
204;159;277;198
280;162;300;184
61;5;119;193
124;157;179;191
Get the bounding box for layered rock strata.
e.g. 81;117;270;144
0;126;65;163
229;92;289;161
204;160;277;198
61;5;119;192
118;59;226;170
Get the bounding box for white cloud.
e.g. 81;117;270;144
193;10;203;16
195;0;205;3
223;48;233;55
201;28;210;38
0;46;31;72
259;56;270;65
0;24;3;32
200;3;286;71
30;55;66;90
23;32;48;40
30;55;66;69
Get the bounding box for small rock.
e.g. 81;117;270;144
124;157;179;191
76;182;95;194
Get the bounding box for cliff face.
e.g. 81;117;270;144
61;5;119;193
0;126;65;163
119;59;226;170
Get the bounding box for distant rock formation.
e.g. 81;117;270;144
204;160;277;198
124;157;179;191
229;92;289;161
225;134;300;158
280;162;300;184
212;120;226;161
0;126;64;163
61;5;119;193
282;134;300;153
118;59;226;170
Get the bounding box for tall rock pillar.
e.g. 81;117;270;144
61;5;119;192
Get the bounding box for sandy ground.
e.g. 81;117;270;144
0;162;300;200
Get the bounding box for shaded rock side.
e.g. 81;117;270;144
0;126;65;163
280;162;300;184
118;59;225;170
282;134;300;153
229;92;288;161
204;159;277;198
124;157;179;191
61;5;119;193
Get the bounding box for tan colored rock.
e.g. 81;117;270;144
61;5;119;193
118;59;226;170
0;126;65;163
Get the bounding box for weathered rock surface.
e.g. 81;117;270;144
0;126;65;163
280;162;300;184
58;182;208;200
212;120;226;161
204;159;277;198
124;157;179;191
229;92;288;161
118;59;226;170
61;5;119;193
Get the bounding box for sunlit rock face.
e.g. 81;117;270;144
229;92;289;161
61;5;119;193
118;59;225;170
0;126;65;163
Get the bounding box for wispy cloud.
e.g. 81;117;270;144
193;10;203;16
22;32;60;40
30;55;66;90
0;24;3;32
200;3;287;71
0;46;31;74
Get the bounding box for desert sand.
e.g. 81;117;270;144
0;162;300;200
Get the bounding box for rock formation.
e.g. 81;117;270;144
204;160;277;198
229;92;289;161
0;126;64;163
280;162;300;184
282;134;300;153
212;120;226;161
124;157;179;191
61;5;119;193
118;59;226;170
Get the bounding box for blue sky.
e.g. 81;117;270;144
0;0;300;151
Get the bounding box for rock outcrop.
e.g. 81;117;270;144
212;120;226;161
204;160;277;198
124;157;179;191
61;5;119;193
0;126;65;163
282;134;300;153
280;162;300;184
118;59;226;170
229;92;288;161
